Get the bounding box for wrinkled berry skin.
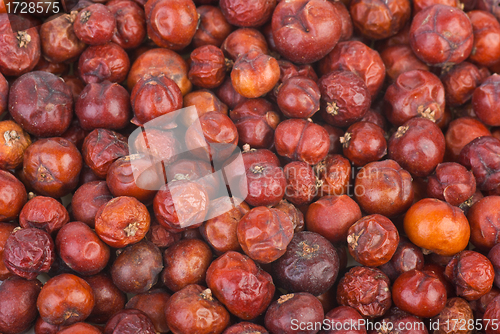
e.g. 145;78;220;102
74;4;116;45
131;74;183;126
319;70;371;128
277;76;321;119
337;266;392;319
350;0;411;40
347;214;400;267
19;196;69;236
104;309;156;334
206;251;275;320
0;15;40;77
82;129;129;179
95;196;151;248
164;284;230;334
145;0;198;50
3;227;55;280
445;250;495;301
273;231;340;296
427;162;476;206
0;73;8;117
78;42;130;84
459;136;500;193
319;41;386;98
237;206;294;264
431;297;474;334
469;196;500;252
161;239;213;292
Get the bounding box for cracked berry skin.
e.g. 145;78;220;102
23;137;82;198
274;119;330;165
472;74;500;126
271;0;341;64
409;4;473;67
9;71;73;138
384;69;445;127
37;273;95;326
77;42;130;84
337;266;392;319
273;231;340;296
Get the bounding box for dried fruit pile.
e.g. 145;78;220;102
2;0;500;333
